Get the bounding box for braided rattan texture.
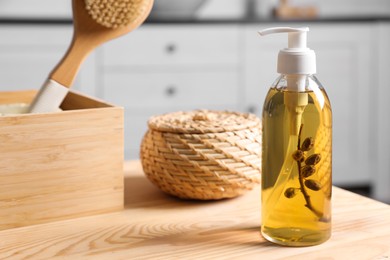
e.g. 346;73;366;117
140;110;262;200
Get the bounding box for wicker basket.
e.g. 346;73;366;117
140;110;262;200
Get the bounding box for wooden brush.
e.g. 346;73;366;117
29;0;154;113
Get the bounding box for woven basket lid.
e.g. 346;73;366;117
148;110;261;134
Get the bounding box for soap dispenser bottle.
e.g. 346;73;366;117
259;27;332;246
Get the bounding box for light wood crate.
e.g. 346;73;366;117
0;90;124;231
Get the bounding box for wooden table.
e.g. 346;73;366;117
1;161;390;259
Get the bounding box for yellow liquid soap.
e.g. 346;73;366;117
261;86;332;246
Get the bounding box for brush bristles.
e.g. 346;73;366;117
85;0;148;28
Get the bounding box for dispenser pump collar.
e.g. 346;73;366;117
258;27;316;75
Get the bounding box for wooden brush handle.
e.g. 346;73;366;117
49;36;95;87
29;0;154;113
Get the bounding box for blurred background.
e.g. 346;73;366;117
0;0;389;203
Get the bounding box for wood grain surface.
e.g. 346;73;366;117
0;161;389;259
0;90;124;231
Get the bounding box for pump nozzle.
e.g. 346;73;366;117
259;27;316;135
258;27;309;49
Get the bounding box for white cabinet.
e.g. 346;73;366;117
0;25;96;96
102;25;240;67
99;24;241;158
1;21;388;201
376;22;390;203
244;23;376;187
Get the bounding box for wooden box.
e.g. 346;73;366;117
0;90;124;231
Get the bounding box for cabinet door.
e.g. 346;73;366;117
376;23;390;203
0;25;96;96
102;24;240;67
102;70;238;109
100;24;241;159
244;23;374;185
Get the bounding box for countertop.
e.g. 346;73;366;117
0;161;389;259
1;16;390;25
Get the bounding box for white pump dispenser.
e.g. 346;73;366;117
258;27;316;135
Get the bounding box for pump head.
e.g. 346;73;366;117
258;27;316;76
259;27;315;135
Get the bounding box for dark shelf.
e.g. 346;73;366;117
1;16;390;25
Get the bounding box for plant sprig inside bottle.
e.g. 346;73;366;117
284;124;324;219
